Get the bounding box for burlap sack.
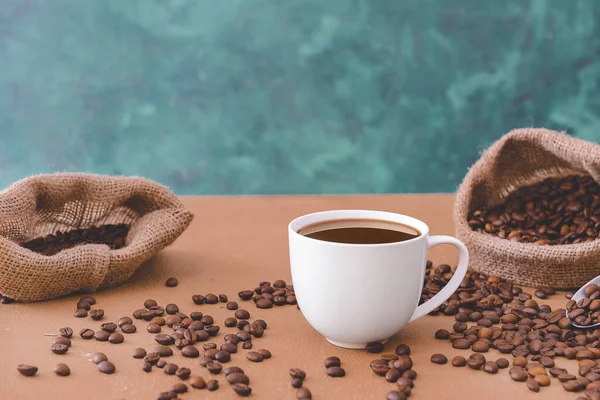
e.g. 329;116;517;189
0;173;193;301
455;128;600;289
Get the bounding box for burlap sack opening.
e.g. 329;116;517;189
0;173;194;302
455;128;600;289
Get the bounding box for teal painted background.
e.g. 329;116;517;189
1;0;599;194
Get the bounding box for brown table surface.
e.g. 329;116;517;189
1;194;577;399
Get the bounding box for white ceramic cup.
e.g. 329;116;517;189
288;209;469;349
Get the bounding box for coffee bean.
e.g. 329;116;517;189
157;392;176;400
51;343;69;354
218;294;228;303
452;356;467;367
291;378;303;388
245;351;263;363
467;358;484;370
190;376;206;389
472;340;490;352
434;329;450;339
227;372;250;385
563;379;586;392
157;359;167;368
164;363;179;375
74;308;88;318
165;304;179;315
59;327;73;338
17;364;37;376
525;377;540;392
234;309;250;320
242;341;253;349
290;368;306;380
325;356;341;368
179;345;198;358
130;348;146;359
510;366;528;382
215;351;231;363
53;337;71;347
452;339;471;349
77;300;91;311
227;302;238;311
483;361;499;374
171;383;188;393
80;296;96;305
496;358;509;369
384;368;401;383
165;277;178;287
534;374;551;386
155;334;175;345
192;294;205;305
120;323;136;334
207;361;223;374
232;383;252;396
207;379;219;391
206;325;220;337
154;346;173;357
430;354;447;365
238;290;254;300
53;363;70;377
327;366;345;377
256;299;273;309
92;352;108;364
99;322;116;333
205;294;219;304
143;353;160;366
97;361;115;374
366;342;384;353
88;309;104;321
108;332;124;344
200;314;214;325
386;391;407;400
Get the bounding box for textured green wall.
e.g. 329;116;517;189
1;0;599;194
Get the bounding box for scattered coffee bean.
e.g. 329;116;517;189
385;369;402;383
157;359;167;368
206;325;220;336
165;304;179;315
430;354;447;365
434;329;450;339
190;376;207;389
219;294;228;303
327;366;345;377
121;323;136;334
395;344;411;356
242;341;253;350
59;327;73;338
452;356;466;367
74;309;88;318
386;391;407;400
207;380;219;391
97;361;115;374
526;378;540;392
221;343;238;354
297;387;312;399
496;358;509;369
234;309;250;320
132;348;146;359
90;309;104;320
108;332;124;344
144;353;160;365
215;351;231;363
366;342;384;353
157;392;176;400
147;324;161;333
483;361;499;374
227;302;238;310
155;334;175;345
192;294;205;305
238;290;254;301
92;353;108;364
325;356;341;368
181;345;200;358
80;296;96;305
80;328;94;339
467;358;484;370
154;346;173;357
170;383;188;393
51;343;69;355
257;349;271;359
232;383;252;396
53;337;71;347
165;277;178;287
246;352;263;363
77;300;91;311
534;374;551;386
17;364;37;376
164;363;179;375
256;299;273;309
290;368;306;380
227;372;250;385
100;322;117;333
53;363;70;377
207;361;223;374
510;366;528;382
291;378;303;388
205;294;219;304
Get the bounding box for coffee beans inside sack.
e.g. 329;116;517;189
455;128;600;288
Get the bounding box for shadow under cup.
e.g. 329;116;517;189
288;210;431;349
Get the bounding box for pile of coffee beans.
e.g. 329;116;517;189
566;284;600;327
236;280;296;309
289;368;309;398
468;175;600;244
367;343;416;399
20;224;130;255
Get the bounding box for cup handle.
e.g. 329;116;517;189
408;235;470;323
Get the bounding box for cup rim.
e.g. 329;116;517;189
288;209;429;247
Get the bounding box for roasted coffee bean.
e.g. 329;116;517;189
207;361;223;374
89;309;104;320
51;343;69;354
147;324;161;333
467;358;484;370
430;354;447;364
291;378;303;388
201;315;214;325
385;368;402;382
386;391;407;400
496;358;509;369
246;351;263;362
225;366;244;376
155;334;175;345
164;363;179;375
132;348;146;359
242;341;253;349
92;352;108;364
100;322;117;333
121;323;136;334
510;366;528;382
256;299;273;309
380;354;398;362
452;356;466;367
472;340;490;352
237;320;250;330
165;277;178;287
221;343;238;354
79;296;96;305
227;372;250;385
77;300;91;311
53;337;71;347
108;332;124;344
144;353;161;365
327;366;345;377
79;328;94;339
207;379;219;391
180;345;199;358
199;356;213;367
257;349;271;359
227;301;238;310
157;359;167;368
205;294;219;304
206;325;220;336
190;376;206;389
215;351;231;363
97;361;115;374
453;339;471;349
224;334;240;345
154;346;173;357
142;361;152;372
59;327;73;338
484;361;499;374
165;304;179;315
205;349;219;359
192;294;205;305
289;368;307;380
563;379;587;392
366;342;384;353
434;329;450;339
234;309;250;320
74;308;88;318
218;294;228;303
53;363;70;377
526;378;540;392
17;364;38;376
171;383;188;394
203;343;217;350
232;383;252;396
325;356;341;368
157;392;176;400
238;290;254;300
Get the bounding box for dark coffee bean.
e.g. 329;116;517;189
51;343;69;354
227;372;250;385
59;327;73;338
92;352;108;364
289;368;306;380
157;392;177;400
170;383;188;393
199;356;212;367
164;363;179;375
205;325;220;336
385;368;402;382
97;361;115;374
386;391;407;400
452;356;466;367
238;290;254;300
221;343;238;354
53;337;71;347
155;334;175;345
484;361;499;374
74;308;88;318
147;324;161;333
192;294;205;305
291;378;303;388
142;361;152;372
366;342;384;353
108;332;124;344
510;366;528;382
563;379;586;392
207;361;223;374
380;354;398;362
165;304;179;315
144;353;160;365
219;294;228;303
89;309;104;321
246;351;263;362
434;329;450;339
17;364;38;376
242;341;253;349
207;379;219;391
224;334;240;345
325;356;341;368
205;349;219;359
232;383;251;396
154;346;173;357
393;356;413;371
201;315;214;325
157;359;167;368
215;351;231;363
121;323;136;334
496;358;509;369
80;296;96;305
53;363;70;377
256;299;273;309
165;277;178;287
327;366;345;377
234;309;250;320
79;328;94;340
526;378;540;392
403;369;417;380
257;349;271;359
225;366;244;375
227;301;238;311
132;348;146;359
205;294;219;304
100;322;117;333
452;339;471;349
190;376;206;389
430;354;447;364
178;345;198;358
467;358;484;370
237;320;250;330
203;343;217;351
77;300;91;311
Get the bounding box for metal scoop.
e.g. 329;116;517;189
566;275;600;329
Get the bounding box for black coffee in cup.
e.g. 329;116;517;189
298;219;420;244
